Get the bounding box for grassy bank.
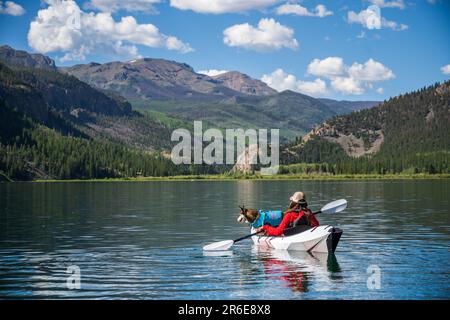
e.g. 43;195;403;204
31;173;450;183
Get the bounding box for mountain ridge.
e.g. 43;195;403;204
282;81;450;174
0;45;56;70
61;55;379;139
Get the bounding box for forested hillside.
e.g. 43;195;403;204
1;44;448;180
0;52;187;180
283;82;450;174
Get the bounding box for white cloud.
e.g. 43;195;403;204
28;0;193;62
307;57;345;79
262;68;297;91
441;64;450;75
348;7;381;30
331;77;364;95
0;1;25;16
348;6;408;31
197;69;229;77
263;57;394;96
297;78;327;96
223;18;299;52
165;36;193;52
368;0;405;9
261;69;327;96
276;3;333;17
85;0;161;13
304;57;394;95
170;0;279;14
381;18;408;31
348;58;395;81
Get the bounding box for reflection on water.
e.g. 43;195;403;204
0;180;449;299
253;248;342;293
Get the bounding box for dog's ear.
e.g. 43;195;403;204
239;205;246;212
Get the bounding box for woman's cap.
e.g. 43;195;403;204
289;191;305;203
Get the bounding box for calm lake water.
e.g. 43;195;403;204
0;180;449;299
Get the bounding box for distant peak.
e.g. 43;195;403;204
213;71;248;78
212;70;277;96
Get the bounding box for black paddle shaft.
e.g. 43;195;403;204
234;230;264;243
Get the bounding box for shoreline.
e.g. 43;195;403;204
26;173;450;183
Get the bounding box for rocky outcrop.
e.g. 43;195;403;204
300;123;384;157
322;131;384;157
232;144;260;173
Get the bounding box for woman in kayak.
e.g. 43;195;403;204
256;191;319;237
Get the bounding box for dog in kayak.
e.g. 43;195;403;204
237;206;283;228
237;192;320;236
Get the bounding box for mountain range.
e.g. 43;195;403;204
59;51;378;139
2;44;447;180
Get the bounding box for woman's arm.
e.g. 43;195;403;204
262;212;296;236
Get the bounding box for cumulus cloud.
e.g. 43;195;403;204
170;0;279;14
304;57;395;95
348;58;395;81
84;0;161;13
197;69;229;77
441;64;450;75
261;69;327;96
27;0;193;62
223;18;299;52
368;0;405;9
331;77;365;95
0;1;25;16
380;18;408;31
297;78;328;96
276;3;333;17
263;57;394;96
307;57;345;79
348;6;408;31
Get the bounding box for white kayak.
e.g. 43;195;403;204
251;225;343;253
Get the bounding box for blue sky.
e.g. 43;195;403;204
0;0;449;100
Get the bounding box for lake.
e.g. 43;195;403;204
0;180;449;299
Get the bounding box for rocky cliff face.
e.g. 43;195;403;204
298;123;384;157
231;144;260;174
0;45;56;70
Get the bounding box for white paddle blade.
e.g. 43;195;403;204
321;199;347;214
203;240;234;251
